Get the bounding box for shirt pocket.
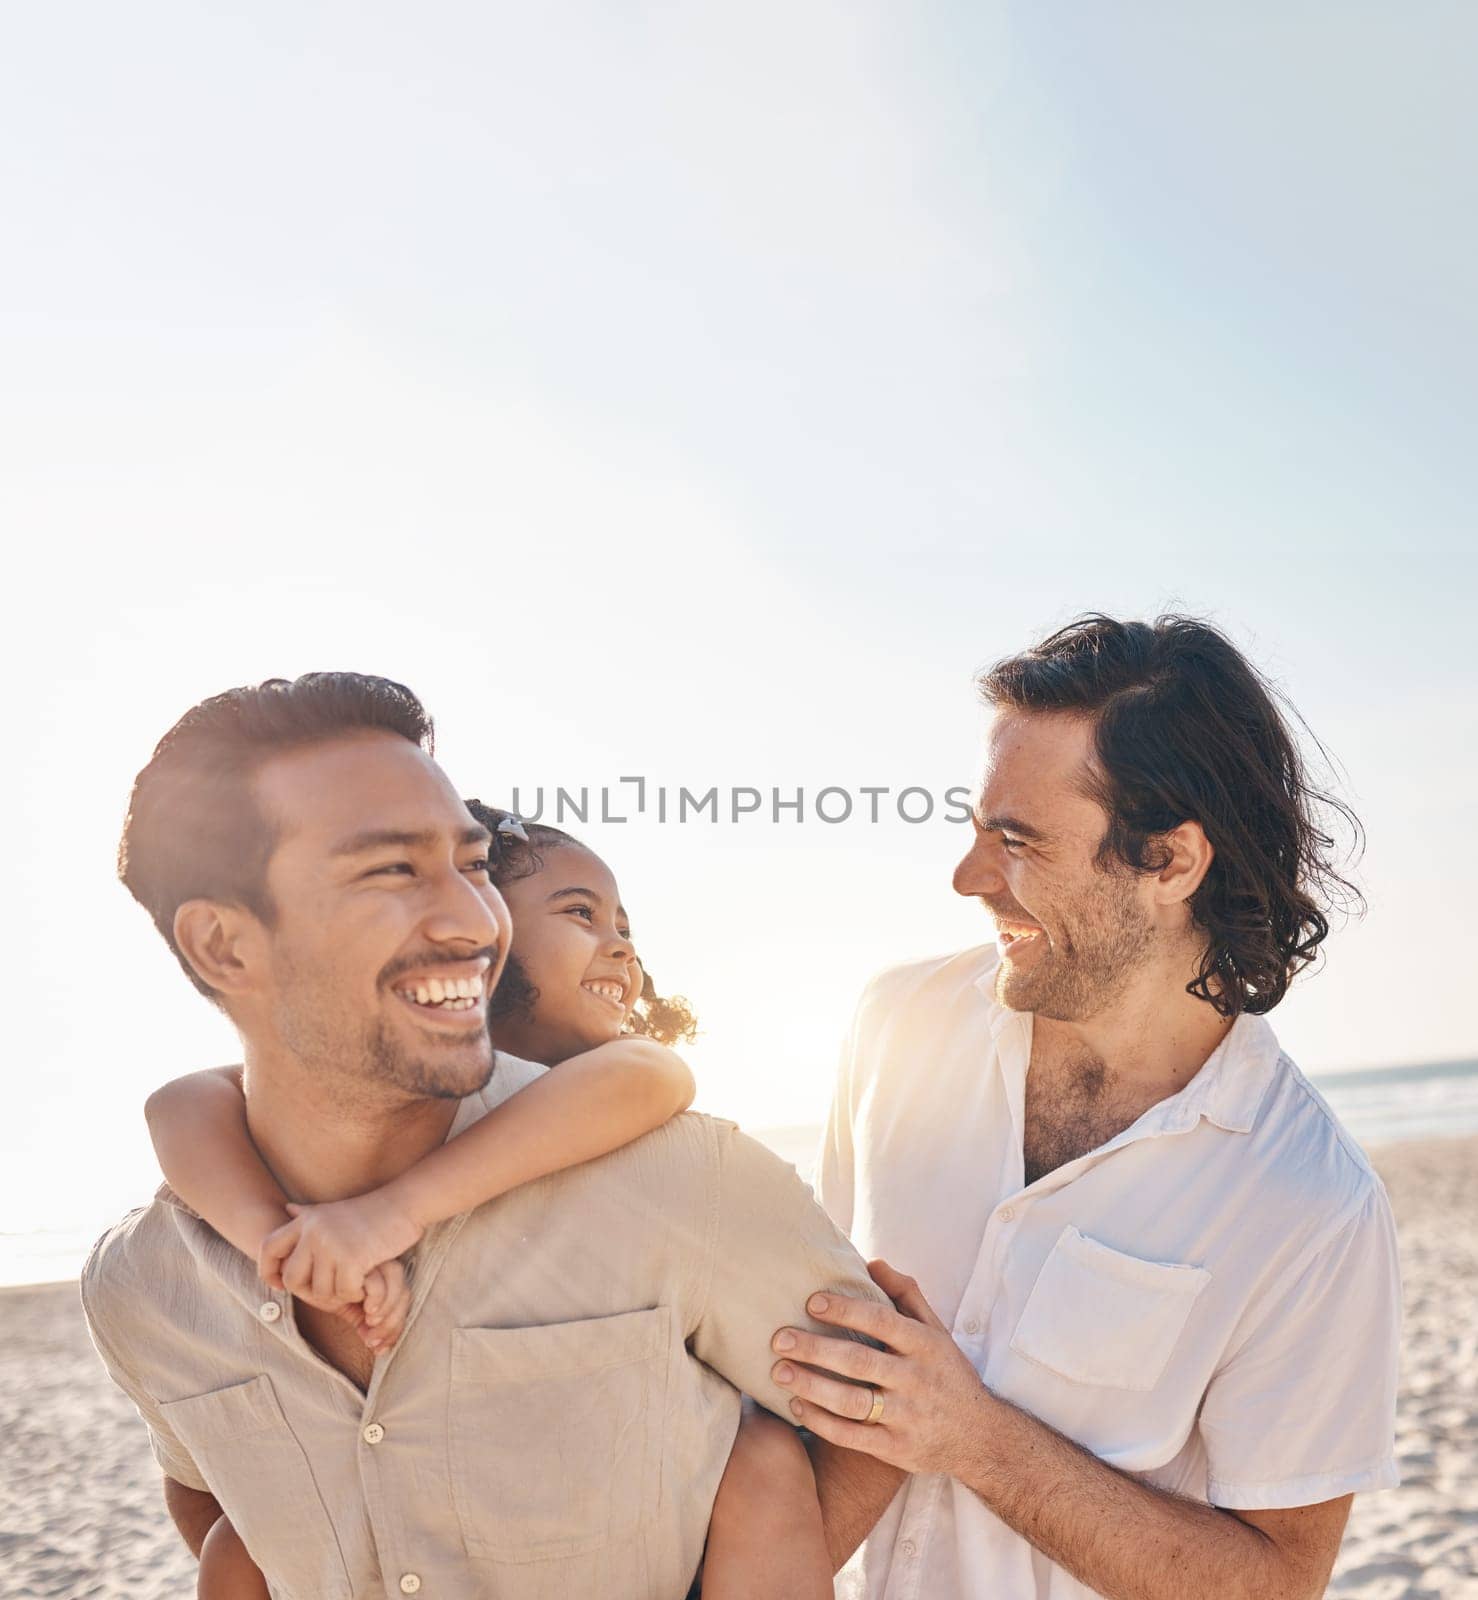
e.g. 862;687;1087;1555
1010;1226;1211;1392
448;1305;670;1565
158;1375;351;1600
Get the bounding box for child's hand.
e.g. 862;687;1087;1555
258;1191;425;1308
363;1259;412;1351
331;1260;412;1353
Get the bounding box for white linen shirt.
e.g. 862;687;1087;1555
817;944;1401;1600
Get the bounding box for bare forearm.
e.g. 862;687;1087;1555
808;1439;906;1574
146;1069;289;1260
961;1395;1316;1600
163;1475;222;1557
384;1039;695;1228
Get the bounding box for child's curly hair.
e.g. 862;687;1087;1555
464;799;699;1048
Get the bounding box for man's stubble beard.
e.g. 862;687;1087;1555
273;961;496;1105
994;870;1156;1022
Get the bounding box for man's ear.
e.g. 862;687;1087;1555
1151;820;1215;912
172;900;266;999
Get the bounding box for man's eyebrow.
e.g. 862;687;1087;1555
975;812;1047;841
331;824;492;857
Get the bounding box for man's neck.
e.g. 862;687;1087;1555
1031;956;1234;1100
240;1048;462;1205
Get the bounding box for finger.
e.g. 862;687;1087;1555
336;1303;369;1336
284;1202;303;1217
363;1262;405;1347
369;1281;410;1350
335;1259;367;1307
770;1327;899;1387
279;1241;316;1299
310;1252;339;1307
784;1397;894;1462
258;1222;300;1289
805;1291;923;1354
772;1360;883;1425
868;1260;950;1335
362;1267;387;1322
385;1286;410;1342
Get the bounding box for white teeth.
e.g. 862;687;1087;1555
396;973;486;1008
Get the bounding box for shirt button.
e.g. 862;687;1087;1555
258;1301;282;1323
998;1206;1015;1223
899;1538;917;1557
362;1422;385;1445
964;1318;981;1335
399;1576;421;1595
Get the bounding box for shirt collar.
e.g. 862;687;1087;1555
1164;1011;1282;1134
973;949;1282;1136
156;1180;200;1217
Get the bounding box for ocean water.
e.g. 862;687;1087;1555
754;1057;1478;1180
4;1059;1475;1289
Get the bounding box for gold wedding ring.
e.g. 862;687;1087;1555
863;1386;886;1425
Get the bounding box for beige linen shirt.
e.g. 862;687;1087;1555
818;944;1402;1600
82;1053;888;1600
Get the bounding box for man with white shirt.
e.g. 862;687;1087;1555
771;615;1400;1600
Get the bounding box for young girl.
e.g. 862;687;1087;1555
145;802;835;1600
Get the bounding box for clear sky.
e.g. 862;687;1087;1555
2;2;1474;1245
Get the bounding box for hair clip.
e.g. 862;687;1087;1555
496;814;530;843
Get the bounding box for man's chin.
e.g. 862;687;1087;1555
414;1058;496;1100
371;1029;496;1100
419;1044;497;1100
993;965;1038;1013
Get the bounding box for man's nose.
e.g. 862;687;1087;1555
952;840;1004;900
425;863;508;947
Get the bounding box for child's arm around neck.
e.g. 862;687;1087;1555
144;1066;291;1260
146;1037;696;1302
386;1036;696;1229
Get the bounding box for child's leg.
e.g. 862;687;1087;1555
701;1403;834;1600
198;1516;270;1600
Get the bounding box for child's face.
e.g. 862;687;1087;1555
491;844;643;1065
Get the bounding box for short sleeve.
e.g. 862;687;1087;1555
689;1123;890;1423
79;1250;210;1493
814;995;865;1234
1200;1183;1402;1509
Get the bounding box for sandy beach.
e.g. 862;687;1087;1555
3;1137;1473;1600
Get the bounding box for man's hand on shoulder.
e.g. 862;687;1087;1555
770;1259;989;1477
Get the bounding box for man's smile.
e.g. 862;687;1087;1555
390;962;493;1022
994;919;1045;955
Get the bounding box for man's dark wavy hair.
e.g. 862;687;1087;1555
119;672;434;998
978;614;1363;1018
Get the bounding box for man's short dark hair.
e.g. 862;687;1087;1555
119;672;434;997
978;614;1362;1017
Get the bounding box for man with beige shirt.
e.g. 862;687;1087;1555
82;672;892;1599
